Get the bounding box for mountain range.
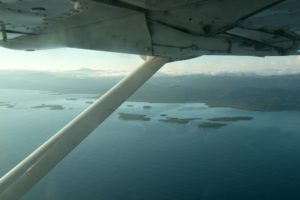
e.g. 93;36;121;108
1;69;300;111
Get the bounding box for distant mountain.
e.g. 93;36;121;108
132;74;300;111
1;70;300;111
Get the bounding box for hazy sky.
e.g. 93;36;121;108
1;47;300;75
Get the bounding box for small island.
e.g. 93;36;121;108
118;112;151;121
198;122;227;129
0;102;15;108
32;104;64;110
143;105;152;109
65;97;78;101
159;117;201;124
39;91;60;95
208;116;253;122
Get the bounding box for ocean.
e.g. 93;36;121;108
1;89;300;200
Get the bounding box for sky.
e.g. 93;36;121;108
1;47;300;75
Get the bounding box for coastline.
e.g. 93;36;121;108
0;88;300;112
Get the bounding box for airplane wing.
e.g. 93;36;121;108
0;0;299;60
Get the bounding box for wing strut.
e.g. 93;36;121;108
0;56;169;200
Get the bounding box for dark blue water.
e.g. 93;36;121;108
1;89;300;200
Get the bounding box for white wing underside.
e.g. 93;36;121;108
0;0;299;59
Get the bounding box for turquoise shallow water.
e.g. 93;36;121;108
1;89;300;200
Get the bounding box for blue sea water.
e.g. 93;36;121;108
1;89;300;200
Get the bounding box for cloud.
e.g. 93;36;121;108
161;55;300;75
0;47;300;75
